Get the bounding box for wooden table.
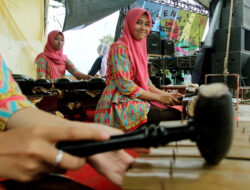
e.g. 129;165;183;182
122;120;250;190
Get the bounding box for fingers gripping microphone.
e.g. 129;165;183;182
57;83;234;164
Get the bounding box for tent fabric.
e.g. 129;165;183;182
63;0;136;31
197;0;210;9
63;0;210;32
0;0;48;78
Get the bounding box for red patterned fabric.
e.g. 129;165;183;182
36;55;81;81
95;45;150;131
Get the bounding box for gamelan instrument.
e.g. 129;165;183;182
13;74;106;119
57;83;234;164
12;74;106;95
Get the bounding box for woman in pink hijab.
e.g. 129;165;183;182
95;8;182;132
35;30;91;81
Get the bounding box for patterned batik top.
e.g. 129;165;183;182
0;55;34;131
36;55;81;81
94;44;151;132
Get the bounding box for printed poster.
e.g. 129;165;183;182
142;1;208;56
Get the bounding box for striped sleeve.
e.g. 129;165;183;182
0;55;34;130
65;59;81;79
110;45;144;99
36;55;48;79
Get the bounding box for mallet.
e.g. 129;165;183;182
57;83;234;164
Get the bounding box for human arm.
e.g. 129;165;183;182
1;107;113;182
36;56;48;79
110;47;162;102
138;79;182;105
0;55;133;184
149;80;183;104
88;56;103;76
0;56;107;181
0;57;34;130
110;45;181;105
66;58;92;80
87;150;134;186
6;107;133;185
110;45;144;99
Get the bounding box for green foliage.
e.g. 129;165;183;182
99;35;114;46
50;0;65;8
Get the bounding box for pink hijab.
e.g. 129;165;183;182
111;8;166;108
35;30;67;79
112;8;151;90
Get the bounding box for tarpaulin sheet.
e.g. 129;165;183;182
63;0;136;31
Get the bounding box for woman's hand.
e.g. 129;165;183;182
5;107;134;184
140;85;183;106
87;125;135;186
158;92;182;105
0;123;110;182
87;150;134;186
78;73;93;80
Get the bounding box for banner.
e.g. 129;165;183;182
142;1;208;56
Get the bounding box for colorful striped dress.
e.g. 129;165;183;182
94;44;151;132
0;55;34;130
36;55;81;81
